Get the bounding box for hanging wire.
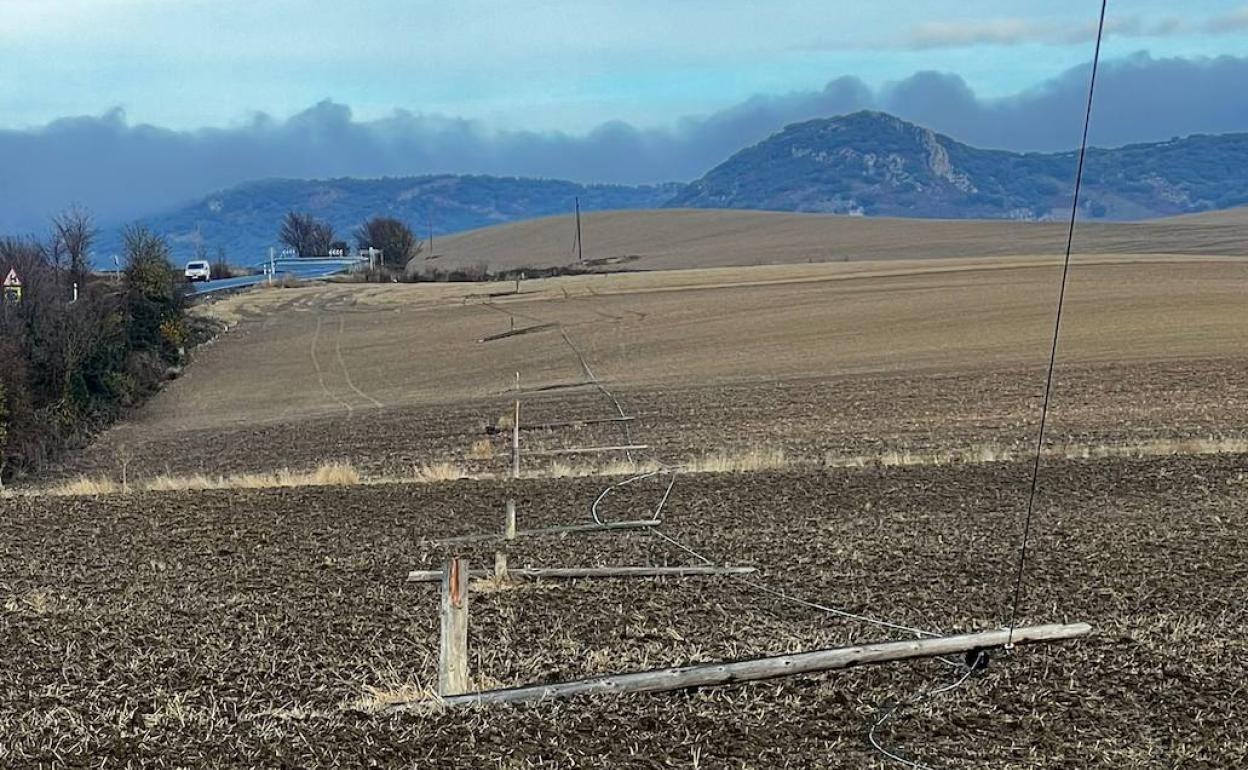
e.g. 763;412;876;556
868;652;987;770
1006;0;1110;646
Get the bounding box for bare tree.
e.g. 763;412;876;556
309;221;335;256
51;206;97;280
354;217;423;268
280;212;336;257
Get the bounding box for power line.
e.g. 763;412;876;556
1007;0;1109;646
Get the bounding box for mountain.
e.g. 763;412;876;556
666;111;1248;221
95;176;681;264
94;112;1248;263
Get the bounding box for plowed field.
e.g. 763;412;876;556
8;249;1247;767
3;455;1247;767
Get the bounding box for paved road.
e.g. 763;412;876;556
189;258;365;295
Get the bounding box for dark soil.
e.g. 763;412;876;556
3;454;1245;767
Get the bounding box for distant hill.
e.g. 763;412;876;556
667;111;1248;221
93;111;1248;264
95;176;681;265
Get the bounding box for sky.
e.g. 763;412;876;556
2;0;1248;231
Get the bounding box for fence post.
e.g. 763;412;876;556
438;557;470;696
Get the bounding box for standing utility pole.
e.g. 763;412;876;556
511;372;521;479
574;197;583;263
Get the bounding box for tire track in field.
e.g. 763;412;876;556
310;313;355;416
334;314;385;410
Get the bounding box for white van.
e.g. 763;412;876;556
184;261;211;282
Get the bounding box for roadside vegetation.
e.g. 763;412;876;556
276;209;616;283
0;213;199;484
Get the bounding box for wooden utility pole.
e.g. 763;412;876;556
408;565;756;582
438;557;470;696
574;197;583;263
526;444;649;457
504;499;517;540
433;517;659;545
494;500;517;582
396;622;1091;710
512;372;521;479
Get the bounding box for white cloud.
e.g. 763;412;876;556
1206;6;1248;31
3;52;1247;234
900;10;1247;50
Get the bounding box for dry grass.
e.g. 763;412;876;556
684;448;789;473
411;462;472;483
466;438;496;460
826;437;1248;469
350;682;435;713
1052;436;1248;459
24;438;1248;498
40;462;363;497
540;458;662;479
348;664;437;714
310;461;361;485
469;574;522;594
44;476;120;496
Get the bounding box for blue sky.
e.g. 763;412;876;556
2;0;1247;132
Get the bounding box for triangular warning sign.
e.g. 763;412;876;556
2;268;19;287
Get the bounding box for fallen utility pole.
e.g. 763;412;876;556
433;518;663;545
479;323;558;343
510;381;597;395
485;415;638;435
391;622;1091;710
406;565;755;583
525;444;649;456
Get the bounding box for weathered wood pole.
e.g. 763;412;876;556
504;499;517;540
395;622;1091;711
408;565;756;582
435;518;660;545
494;551;509;581
438;557;470;696
512;372;521;479
527;444;649;456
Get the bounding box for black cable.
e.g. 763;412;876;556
1007;0;1109;645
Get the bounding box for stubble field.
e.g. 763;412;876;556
2;456;1246;767
5;224;1247;767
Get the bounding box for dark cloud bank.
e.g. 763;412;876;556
2;52;1247;233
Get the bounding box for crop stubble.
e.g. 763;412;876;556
2;455;1245;767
